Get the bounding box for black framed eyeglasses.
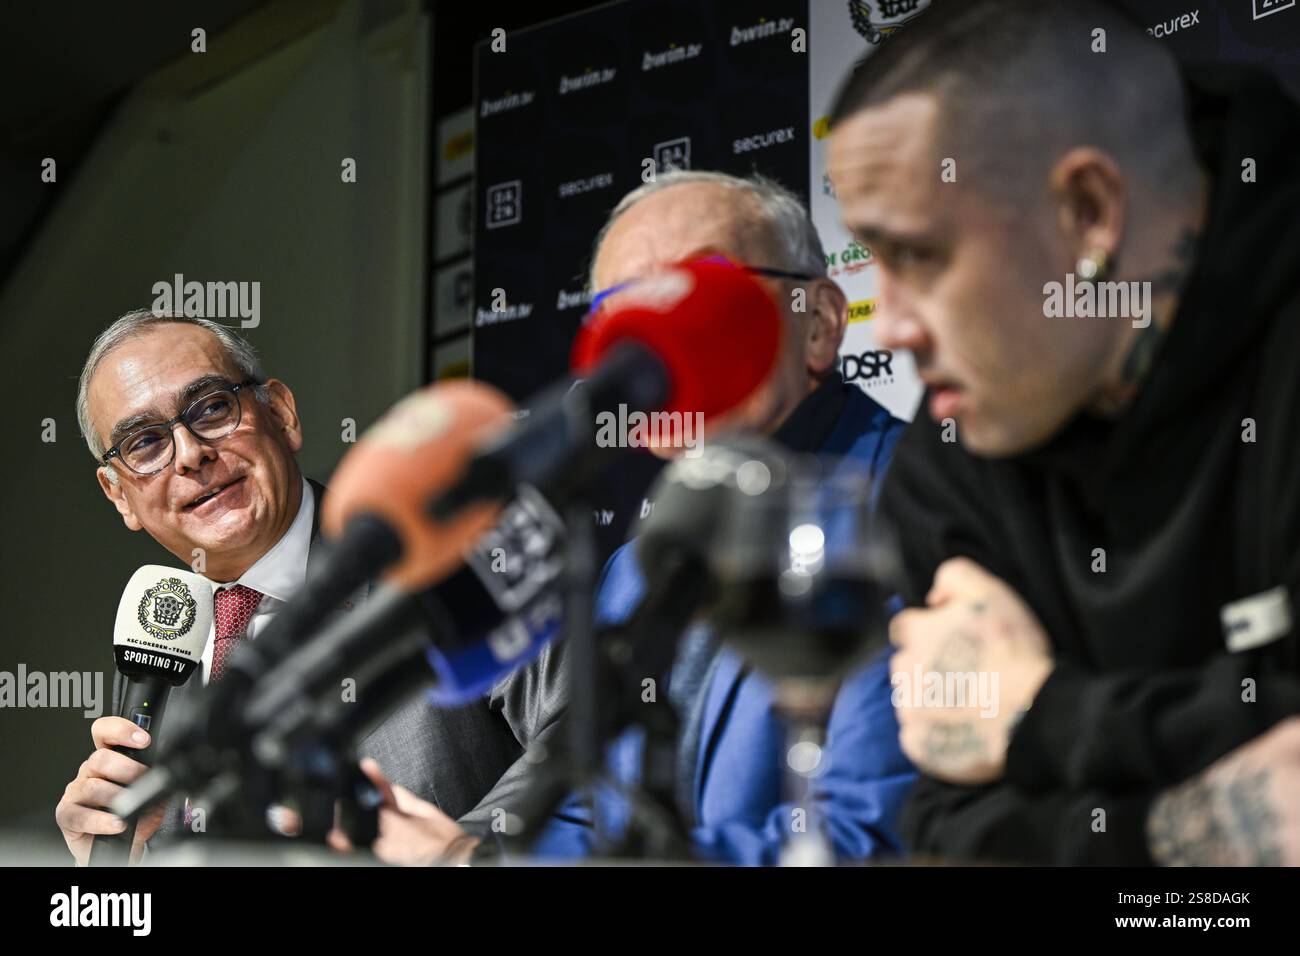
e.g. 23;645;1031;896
101;380;260;476
585;255;821;319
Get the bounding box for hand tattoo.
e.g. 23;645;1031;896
923;721;987;773
930;628;982;674
1147;766;1281;866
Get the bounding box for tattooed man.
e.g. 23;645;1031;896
826;0;1300;864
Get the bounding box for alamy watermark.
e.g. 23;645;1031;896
151;273;260;328
49;886;151;935
0;665;103;718
1043;273;1151;328
890;664;1001;718
594;404;705;458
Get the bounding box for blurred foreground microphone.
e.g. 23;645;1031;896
639;437;898;708
89;566;212;866
501;438;788;847
230;380;514;689
631;436;794;641
420;485;565;705
242;486;567;763
433;258;784;518
710;452;899;717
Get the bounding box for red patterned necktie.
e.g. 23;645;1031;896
211;584;264;682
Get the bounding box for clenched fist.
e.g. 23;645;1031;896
890;557;1054;784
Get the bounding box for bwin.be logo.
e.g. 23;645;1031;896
840;349;895;385
137;578;198;641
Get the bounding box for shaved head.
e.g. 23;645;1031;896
830;0;1200;208
826;0;1210;456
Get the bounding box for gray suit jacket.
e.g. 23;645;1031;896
114;478;567;846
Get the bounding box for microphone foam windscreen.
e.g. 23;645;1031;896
322;380;517;590
570;258;784;420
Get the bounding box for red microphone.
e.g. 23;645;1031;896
432;257;785;518
570;256;783;420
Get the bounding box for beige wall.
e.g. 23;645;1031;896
0;0;430;832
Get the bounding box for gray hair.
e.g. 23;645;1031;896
77;310;268;481
588;170;829;289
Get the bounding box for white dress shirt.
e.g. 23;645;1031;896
199;477;314;685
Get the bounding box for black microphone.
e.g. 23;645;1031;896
243;585;445;766
89;566;212;866
249;485;569;756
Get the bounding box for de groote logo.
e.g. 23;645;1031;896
137;578;199;642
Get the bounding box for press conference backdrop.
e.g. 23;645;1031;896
471;0;1300;555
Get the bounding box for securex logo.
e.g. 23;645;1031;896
733;125;795;155
1146;8;1200;38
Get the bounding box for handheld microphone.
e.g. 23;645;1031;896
433;258;784;519
89;566;212;866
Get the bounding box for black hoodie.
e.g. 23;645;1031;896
878;67;1300;865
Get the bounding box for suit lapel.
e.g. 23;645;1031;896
693;651;746;807
304;477;327;576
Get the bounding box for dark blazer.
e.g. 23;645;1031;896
115;478;550;846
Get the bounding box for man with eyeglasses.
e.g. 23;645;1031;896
346;170;917;865
54;312;542;864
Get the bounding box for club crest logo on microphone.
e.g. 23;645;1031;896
136;578;199;641
849;0;928;45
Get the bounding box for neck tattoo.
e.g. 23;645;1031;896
1103;226;1200;412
